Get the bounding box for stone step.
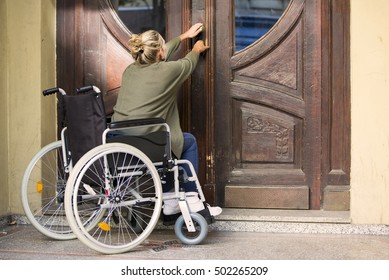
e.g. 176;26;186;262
216;209;351;224
210;209;389;235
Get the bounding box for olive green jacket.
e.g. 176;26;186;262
112;37;199;158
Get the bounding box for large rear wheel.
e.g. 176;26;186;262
21;141;75;240
64;143;163;254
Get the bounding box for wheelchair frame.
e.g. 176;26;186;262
21;86;210;254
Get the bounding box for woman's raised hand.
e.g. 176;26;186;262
180;23;204;40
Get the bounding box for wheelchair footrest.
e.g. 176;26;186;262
196;204;215;225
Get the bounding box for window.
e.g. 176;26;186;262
235;0;291;51
110;0;166;36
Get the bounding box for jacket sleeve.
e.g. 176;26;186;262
179;51;199;77
165;37;181;61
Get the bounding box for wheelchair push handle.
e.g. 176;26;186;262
42;87;66;96
76;85;101;94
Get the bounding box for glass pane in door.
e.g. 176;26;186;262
235;0;290;51
111;0;166;36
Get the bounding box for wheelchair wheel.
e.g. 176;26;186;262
64;143;163;254
21;141;75;240
126;206;146;234
174;212;208;245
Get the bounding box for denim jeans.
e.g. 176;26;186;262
162;132;199;193
179;132;199;192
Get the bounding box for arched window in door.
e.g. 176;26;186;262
235;0;291;51
110;0;166;36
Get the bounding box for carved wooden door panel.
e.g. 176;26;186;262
214;0;350;209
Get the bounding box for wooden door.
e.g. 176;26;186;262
214;0;350;209
56;0;350;210
56;0;216;202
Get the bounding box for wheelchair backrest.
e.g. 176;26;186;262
63;86;170;169
63;91;106;165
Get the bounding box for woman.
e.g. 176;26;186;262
112;23;222;224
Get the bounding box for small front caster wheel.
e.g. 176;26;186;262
174;212;208;245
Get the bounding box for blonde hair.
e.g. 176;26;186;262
128;30;164;65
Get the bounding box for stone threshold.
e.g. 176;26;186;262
216;209;351;224
210;209;389;235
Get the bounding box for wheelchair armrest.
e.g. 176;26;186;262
108;118;166;130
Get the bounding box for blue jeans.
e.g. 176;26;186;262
180;132;199;192
163;132;199;193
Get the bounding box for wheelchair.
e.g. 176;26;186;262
21;86;211;254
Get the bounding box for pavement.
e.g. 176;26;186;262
1;209;389;260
